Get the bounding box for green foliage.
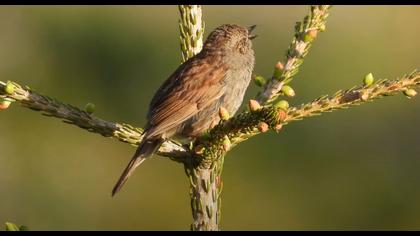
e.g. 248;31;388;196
363;73;375;86
4;81;16;95
258;5;332;104
5;222;28;231
84;102;96;114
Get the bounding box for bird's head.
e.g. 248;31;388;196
203;24;257;55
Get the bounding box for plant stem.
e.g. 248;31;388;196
178;5;221;231
185;157;224;231
0;81;188;162
257;5;331;104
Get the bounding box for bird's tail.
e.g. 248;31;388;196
112;138;162;196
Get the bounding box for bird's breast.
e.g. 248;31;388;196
221;63;253;115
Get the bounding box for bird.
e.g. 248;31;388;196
112;24;256;196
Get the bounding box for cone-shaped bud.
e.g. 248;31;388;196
85;103;95;114
363;73;374;86
277;110;287;122
219;107;230;121
273;62;284;79
0;98;11;110
281;85;296;97
258;122;269;133
248;99;261;112
303;29;318;42
222;135;231;151
4;82;15;95
253;75;266;87
308;29;318;38
274;100;289;110
404;89;417;98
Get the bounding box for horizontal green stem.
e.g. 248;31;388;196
0;81;188;162
196;70;420;164
1;70;418;165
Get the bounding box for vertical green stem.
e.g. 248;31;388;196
185;156;224;231
178;5;224;231
178;5;205;63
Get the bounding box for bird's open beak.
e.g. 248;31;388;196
248;25;257;40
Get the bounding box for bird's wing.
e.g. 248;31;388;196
145;57;227;138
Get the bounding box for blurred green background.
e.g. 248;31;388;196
0;5;419;230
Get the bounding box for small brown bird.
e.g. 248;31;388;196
112;24;256;196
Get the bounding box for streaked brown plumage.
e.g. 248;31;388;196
112;24;256;196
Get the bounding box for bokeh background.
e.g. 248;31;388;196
0;5;419;230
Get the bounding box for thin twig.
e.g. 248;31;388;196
197;70;420;162
257;5;331;104
2;72;418;167
0;81;189;162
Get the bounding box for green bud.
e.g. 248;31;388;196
273;62;284;79
274;100;289;110
5;222;20;231
4;81;15;95
85;103;95;114
219;107;230;121
319;24;326;32
281;85;296;97
303;34;312;43
403;89;417;98
253;75;266;87
363;73;374;86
